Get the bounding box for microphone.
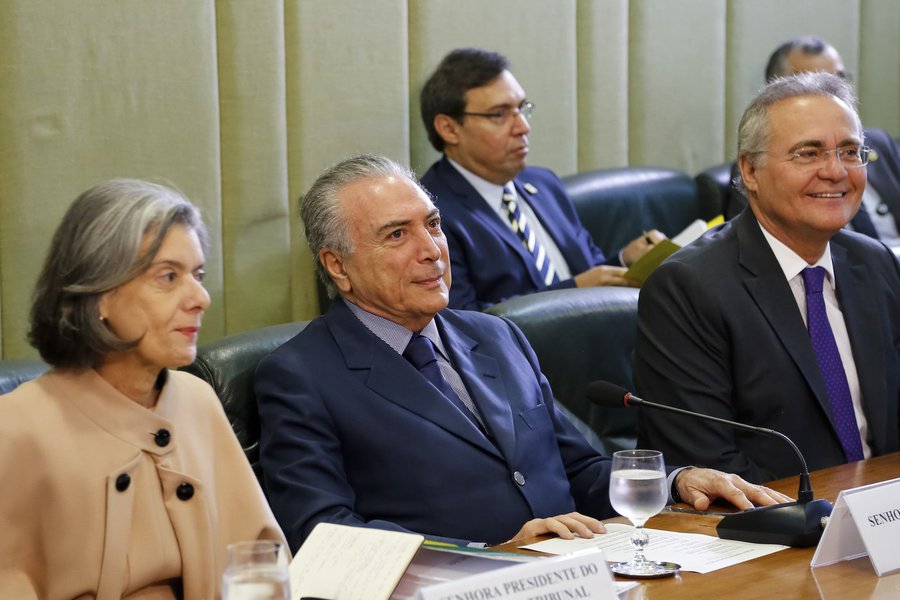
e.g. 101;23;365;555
587;381;833;547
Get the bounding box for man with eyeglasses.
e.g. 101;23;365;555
634;72;900;484
723;36;900;251
419;47;663;311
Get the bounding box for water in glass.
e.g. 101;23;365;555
222;540;290;600
608;449;680;578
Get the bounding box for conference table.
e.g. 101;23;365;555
500;453;900;599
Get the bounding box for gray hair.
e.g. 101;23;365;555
29;179;208;369
734;71;861;195
300;154;418;299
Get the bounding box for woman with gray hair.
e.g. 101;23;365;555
0;179;284;599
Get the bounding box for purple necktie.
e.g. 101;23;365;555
403;333;485;432
801;267;864;462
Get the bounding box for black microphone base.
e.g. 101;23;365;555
716;499;833;547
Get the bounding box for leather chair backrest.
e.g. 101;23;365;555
695;161;741;220
181;321;310;479
562;167;710;257
0;359;49;395
488;287;640;454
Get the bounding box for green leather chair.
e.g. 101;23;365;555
488;286;641;454
181;321;309;481
562;166;717;257
695;161;740;219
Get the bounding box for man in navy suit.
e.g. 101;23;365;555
255;154;787;551
636;73;900;484
419;48;664;310
724;36;900;251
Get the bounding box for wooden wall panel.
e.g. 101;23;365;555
0;0;223;357
286;0;410;318
629;0;727;174
859;1;900;133
576;0;630;172
726;0;861;160
215;0;293;334
409;0;578;178
0;0;897;358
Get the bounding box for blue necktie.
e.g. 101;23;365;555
801;267;864;462
502;186;560;287
403;334;485;432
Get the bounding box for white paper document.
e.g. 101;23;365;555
522;523;787;573
290;523;424;600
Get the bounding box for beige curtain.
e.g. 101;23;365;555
1;0;897;358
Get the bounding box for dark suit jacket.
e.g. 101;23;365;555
255;299;614;551
725;128;900;237
421;157;611;310
635;209;900;483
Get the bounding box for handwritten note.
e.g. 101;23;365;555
290;523;424;600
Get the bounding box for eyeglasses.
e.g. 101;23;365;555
780;145;871;169
459;101;534;126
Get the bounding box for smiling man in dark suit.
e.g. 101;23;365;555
636;73;900;484
418;48;664;311
254;154;787;551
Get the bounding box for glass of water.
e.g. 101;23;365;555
608;449;679;578
222;540;290;600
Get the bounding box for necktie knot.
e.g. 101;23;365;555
403;333;439;370
802;266;826;295
501;186;516;205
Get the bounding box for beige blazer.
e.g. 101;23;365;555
0;369;286;599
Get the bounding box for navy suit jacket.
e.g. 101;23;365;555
255;299;614;551
421;157;610;310
635;209;900;483
725;128;900;236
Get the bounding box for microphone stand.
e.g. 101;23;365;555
595;384;833;547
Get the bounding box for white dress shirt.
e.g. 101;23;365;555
757;223;871;458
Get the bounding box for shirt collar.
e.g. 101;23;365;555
756;219;836;287
344;300;448;358
446;156;511;206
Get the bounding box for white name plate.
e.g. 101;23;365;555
812;477;900;576
416;548;617;600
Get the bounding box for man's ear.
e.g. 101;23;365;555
433;114;461;147
320;248;351;294
738;154;760;197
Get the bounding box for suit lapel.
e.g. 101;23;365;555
437;158;546;287
325;301;500;457
736;213;833;415
513;179;575;265
436;314;516;462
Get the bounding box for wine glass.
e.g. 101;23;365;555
608;449;680;578
222;540;290;600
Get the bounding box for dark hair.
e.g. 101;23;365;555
29;179;208;369
420;48;510;152
765;36;829;82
